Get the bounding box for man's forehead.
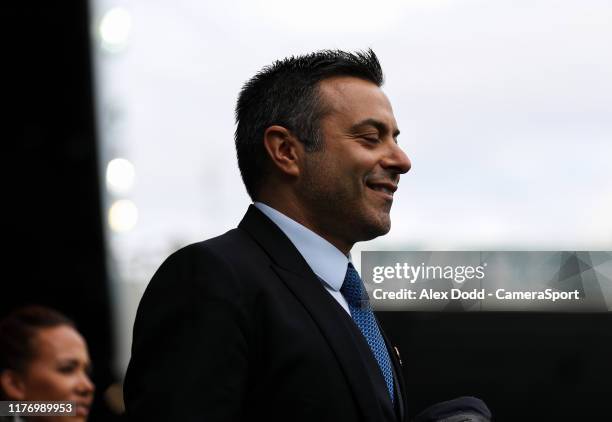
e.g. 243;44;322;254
318;75;383;99
317;76;398;130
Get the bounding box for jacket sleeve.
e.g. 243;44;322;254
123;243;252;421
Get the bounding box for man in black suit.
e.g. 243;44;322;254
124;49;412;421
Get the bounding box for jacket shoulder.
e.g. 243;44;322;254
167;226;267;269
143;228;269;300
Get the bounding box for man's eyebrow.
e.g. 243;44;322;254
349;118;400;138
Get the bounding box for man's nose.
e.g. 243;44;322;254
381;142;411;175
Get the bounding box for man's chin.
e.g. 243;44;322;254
358;215;391;241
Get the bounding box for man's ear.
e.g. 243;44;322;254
262;125;303;177
0;370;26;400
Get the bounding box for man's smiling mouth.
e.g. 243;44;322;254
365;181;397;199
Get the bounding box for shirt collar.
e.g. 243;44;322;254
254;202;349;291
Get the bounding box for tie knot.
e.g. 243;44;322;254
341;263;370;308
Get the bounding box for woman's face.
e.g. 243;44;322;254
18;325;95;421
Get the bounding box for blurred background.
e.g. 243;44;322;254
4;0;611;420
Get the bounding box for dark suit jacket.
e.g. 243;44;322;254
124;205;408;421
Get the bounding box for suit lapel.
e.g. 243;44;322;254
271;265;385;421
239;205;385;421
380;324;407;421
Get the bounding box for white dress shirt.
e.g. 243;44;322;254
254;202;352;315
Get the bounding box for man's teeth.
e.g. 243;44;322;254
370;185;393;194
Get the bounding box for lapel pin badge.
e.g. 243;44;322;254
393;346;403;366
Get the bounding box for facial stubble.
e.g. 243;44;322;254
298;152;392;249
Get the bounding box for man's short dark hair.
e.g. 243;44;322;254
235;49;384;200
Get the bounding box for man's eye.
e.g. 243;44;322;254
363;137;380;144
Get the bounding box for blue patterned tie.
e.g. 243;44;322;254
341;262;395;404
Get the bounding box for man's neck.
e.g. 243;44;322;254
255;197;353;255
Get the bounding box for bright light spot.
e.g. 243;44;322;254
108;200;138;232
99;7;131;52
106;158;135;194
